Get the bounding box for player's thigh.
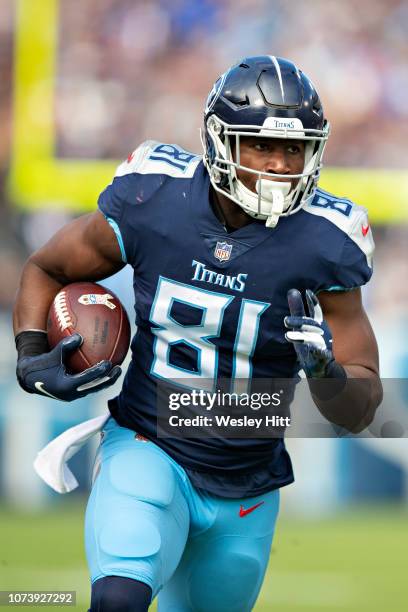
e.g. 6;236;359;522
85;427;189;598
159;489;279;612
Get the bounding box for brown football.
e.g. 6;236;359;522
47;282;131;373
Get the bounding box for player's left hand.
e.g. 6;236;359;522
284;288;335;378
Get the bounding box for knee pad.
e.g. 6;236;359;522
90;576;151;612
189;549;263;612
109;448;176;507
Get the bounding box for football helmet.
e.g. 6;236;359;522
202;56;330;228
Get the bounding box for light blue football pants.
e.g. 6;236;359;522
85;417;280;611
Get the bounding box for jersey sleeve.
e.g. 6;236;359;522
322;206;375;292
97;141;162;266
98;140;201;266
98;171;133;264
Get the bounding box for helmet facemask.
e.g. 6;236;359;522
202;115;330;228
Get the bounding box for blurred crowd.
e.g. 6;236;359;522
0;0;407;341
52;0;408;166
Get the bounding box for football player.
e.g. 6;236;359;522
14;56;382;611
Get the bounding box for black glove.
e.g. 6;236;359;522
16;331;121;402
284;288;342;379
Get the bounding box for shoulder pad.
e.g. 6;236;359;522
304;188;374;267
115;141;201;179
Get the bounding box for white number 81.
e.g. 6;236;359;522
149;277;269;392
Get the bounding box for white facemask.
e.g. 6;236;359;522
203;115;330;228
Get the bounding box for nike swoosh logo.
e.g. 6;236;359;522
362;224;370;236
239;501;264;517
34;382;60;400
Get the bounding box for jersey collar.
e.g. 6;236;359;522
191;162;283;249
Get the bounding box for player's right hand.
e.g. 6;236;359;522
16;333;122;402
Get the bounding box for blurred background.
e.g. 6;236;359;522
0;0;407;610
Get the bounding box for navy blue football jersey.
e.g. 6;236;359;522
98;141;374;498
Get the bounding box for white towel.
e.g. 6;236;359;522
33;412;110;493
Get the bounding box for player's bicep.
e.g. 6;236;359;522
319;289;379;375
30;211;125;283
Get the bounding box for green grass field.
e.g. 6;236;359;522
0;500;407;611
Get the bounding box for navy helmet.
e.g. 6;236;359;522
202;56;330;227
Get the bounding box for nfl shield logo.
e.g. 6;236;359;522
214;241;233;262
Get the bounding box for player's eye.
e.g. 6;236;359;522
253;142;270;152
287;144;302;155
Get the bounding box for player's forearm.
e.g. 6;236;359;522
310;368;383;433
13;258;64;335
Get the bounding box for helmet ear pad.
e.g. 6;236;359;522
203;117;231;190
